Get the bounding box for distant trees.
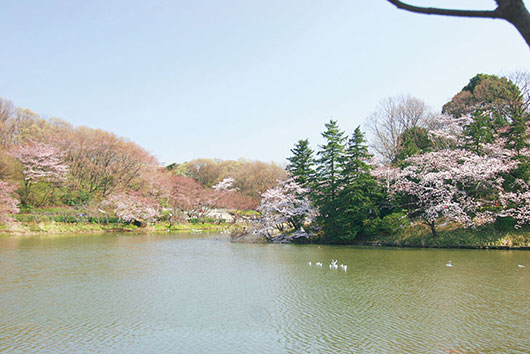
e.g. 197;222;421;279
60;127;158;196
443;73;523;123
386;0;530;49
366;96;434;163
170;158;286;204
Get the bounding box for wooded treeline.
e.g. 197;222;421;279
257;72;530;244
2;71;530;245
0;101;284;224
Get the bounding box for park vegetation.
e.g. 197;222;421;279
255;72;530;247
0;101;284;233
2;72;530;247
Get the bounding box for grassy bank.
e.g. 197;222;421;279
357;221;530;249
0;220;233;237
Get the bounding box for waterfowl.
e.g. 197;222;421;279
446;261;453;267
329;259;338;269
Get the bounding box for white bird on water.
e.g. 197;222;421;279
340;264;348;271
446;261;453;267
329;259;338;269
316;262;323;267
518;264;525;268
308;261;312;267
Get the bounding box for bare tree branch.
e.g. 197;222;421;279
387;0;501;19
386;0;530;49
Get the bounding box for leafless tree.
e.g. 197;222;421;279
509;71;530;113
366;96;435;163
387;0;530;49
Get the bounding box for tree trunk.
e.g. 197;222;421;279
501;1;530;48
427;220;437;238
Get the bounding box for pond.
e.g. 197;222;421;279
0;233;529;353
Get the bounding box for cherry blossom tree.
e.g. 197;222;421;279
257;178;317;239
212;177;237;192
166;175;210;219
210;176;257;210
374;149;516;237
0;181;19;223
498;177;530;227
102;191;160;226
9;141;69;205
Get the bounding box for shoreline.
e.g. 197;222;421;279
0;221;232;238
349;241;530;250
2;221;530;250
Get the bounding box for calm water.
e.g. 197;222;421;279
0;233;529;354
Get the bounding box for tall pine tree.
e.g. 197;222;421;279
314;120;345;204
286;139;315;189
313;120;346;239
332;127;381;242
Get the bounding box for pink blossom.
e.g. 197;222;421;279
10;141;69;183
102;191;160;223
257;178;317;235
0;181;19;223
379;149;516;228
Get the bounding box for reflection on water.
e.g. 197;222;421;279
0;233;529;353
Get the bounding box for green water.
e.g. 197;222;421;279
0;233;529;353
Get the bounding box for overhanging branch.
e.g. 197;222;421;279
386;0;530;49
386;0;502;19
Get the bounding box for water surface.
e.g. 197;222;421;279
0;233;529;353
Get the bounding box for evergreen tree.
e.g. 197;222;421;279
332;127;381;242
312;120;346;240
314;120;346;205
341;127;372;183
502;108;530;194
504;111;530;159
286;139;315;189
463;110;495;156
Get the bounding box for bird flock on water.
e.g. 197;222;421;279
308;259;347;271
307;260;526;270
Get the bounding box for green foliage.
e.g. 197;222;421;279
188;217;220;224
494;216;517;231
60;189;91;206
395;127;433;162
463;110;495;155
307;125;383;243
314;120;345;204
362;213;409;240
443;73;522;124
234;210;260;217
286;139;315;189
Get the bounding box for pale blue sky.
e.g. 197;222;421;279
1;0;529;165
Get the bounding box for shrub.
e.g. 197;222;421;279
363;212;409;240
494;216;517;231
